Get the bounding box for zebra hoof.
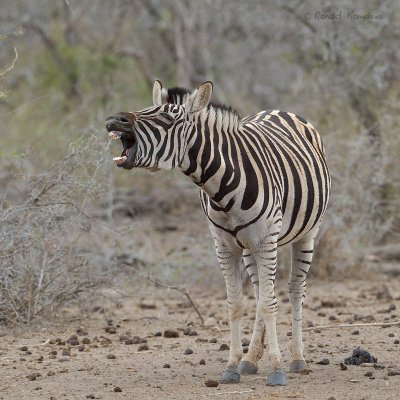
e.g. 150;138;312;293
238;360;258;375
267;369;286;386
290;360;307;373
220;368;240;384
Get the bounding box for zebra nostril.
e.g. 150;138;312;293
119;117;129;123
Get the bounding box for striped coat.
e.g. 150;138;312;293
106;80;330;386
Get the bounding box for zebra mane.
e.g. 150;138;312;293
167;86;241;122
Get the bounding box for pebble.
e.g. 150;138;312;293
184;348;193;355
316;358;330;365
154;332;162;337
218;344;230;351
189;330;198;336
82;337;91;344
164;329;179;338
47;371;55;376
340;362;348;371
209;338;217;343
388;369;400;376
21;346;29;352
138;344;149;351
199;359;206;365
27;373;39;381
76;327;88;336
163;363;171;368
107;354;116;359
114;387;122;392
204;317;217;328
104;326;117;334
351;330;359;335
86;395;96;399
205;379;219;387
364;371;373;377
394;339;400;344
61;349;70;357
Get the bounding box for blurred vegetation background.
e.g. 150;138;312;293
0;0;399;324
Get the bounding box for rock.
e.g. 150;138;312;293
205;379;219;387
184;348;193;355
364;371;373;377
104;326;117;334
199;359;206;365
209;338;217;343
163;363;171;368
21;346;29;352
139;302;156;309
388;369;400;376
340;362;348;371
394;339;400;344
27;373;38;381
138;344;149;351
189;330;198;336
113;387;122;392
107;354;116;359
351;330;359;335
164;329;179;338
76;327;88;336
316;358;330;365
204;317;217;328
86;395;96;399
47;371;55;376
154;331;162;337
218;344;230;351
82;337;91;345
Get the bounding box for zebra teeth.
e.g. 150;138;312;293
113;156;127;164
108;131;122;140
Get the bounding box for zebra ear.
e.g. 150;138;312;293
187;81;213;113
153;79;167;106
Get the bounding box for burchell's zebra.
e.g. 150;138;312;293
106;80;331;386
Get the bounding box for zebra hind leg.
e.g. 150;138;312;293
288;237;315;372
214;241;244;384
238;250;265;375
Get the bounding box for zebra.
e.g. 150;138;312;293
105;80;331;386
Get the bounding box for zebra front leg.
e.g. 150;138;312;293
254;238;286;386
289;238;315;372
239;250;265;375
215;241;244;384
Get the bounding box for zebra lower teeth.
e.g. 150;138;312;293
113;156;127;164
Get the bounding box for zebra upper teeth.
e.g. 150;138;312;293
108;131;122;140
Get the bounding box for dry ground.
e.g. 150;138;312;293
1;278;400;400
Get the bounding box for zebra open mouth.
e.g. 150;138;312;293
108;130;136;166
105;112;137;169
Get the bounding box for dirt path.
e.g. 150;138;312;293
1;279;400;400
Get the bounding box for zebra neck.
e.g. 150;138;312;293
180;111;243;208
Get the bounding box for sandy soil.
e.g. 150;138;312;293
1;277;400;400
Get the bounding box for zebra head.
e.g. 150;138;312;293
106;80;213;170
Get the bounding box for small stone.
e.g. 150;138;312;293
340;362;348;371
364;371;373;377
204;317;217;328
183;327;192;335
138;344;149;351
199;359;206;365
125;339;135;345
47;371;55;376
205;379;219;387
21;346;29;352
388;333;395;337
78;345;85;352
314;329;321;333
218;344;230;351
394;339;400;344
243;346;249;353
154;331;162;337
106;354;116;359
316;358;330;365
61;349;70;357
82;337;91;344
163;363;171;368
164;329;179;338
86;395;96;399
50;350;57;355
104;326;117;334
113;386;122;392
299;368;313;375
388;369;400;376
184;348;193;355
352;330;359;335
209;338;217;343
27;373;38;381
76;327;88;336
242;338;250;346
189;330;198;336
